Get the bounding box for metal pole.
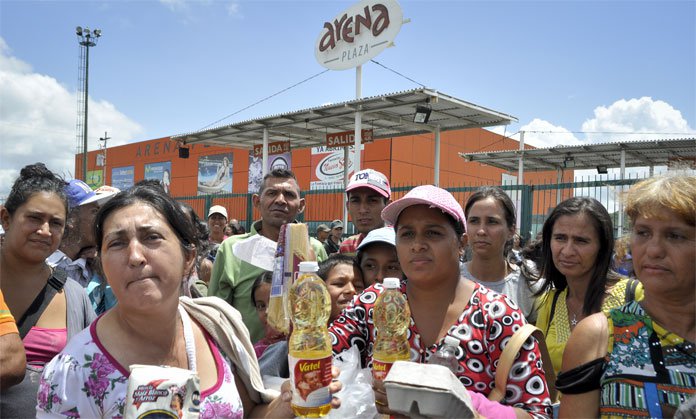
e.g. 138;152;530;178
618;149;626;236
434;126;441;186
82;44;90;182
516;131;525;231
262;128;269;177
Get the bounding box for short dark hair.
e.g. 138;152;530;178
250;270;274;306
4;163;67;216
179;202;211;271
258;168;299;196
95;184;196;259
536;196;620;315
317;254;360;282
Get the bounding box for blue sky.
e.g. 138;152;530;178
1;0;694;196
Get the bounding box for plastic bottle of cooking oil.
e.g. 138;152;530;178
372;277;411;381
288;261;333;417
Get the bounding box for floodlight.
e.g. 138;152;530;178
413;104;432;124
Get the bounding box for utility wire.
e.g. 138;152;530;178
198;69;330;131
370;59;427;88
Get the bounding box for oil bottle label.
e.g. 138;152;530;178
371;359;393;381
289;355;332;407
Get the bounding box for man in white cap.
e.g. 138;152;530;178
339;168;391;256
207;205;229;244
323;219;343;255
47;181;118;287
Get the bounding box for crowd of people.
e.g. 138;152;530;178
0;163;693;418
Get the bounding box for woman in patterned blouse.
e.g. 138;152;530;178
329;185;552;418
559;173;695;418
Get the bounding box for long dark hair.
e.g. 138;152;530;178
95;184;197;260
536;197;620;316
4;163;67;216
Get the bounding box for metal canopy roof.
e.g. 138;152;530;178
459;138;696;172
172;88;517;148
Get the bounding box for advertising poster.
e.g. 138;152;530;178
112;166;134;190
310;146;362;190
144;161;172;194
86;170;104;189
198;153;233;195
248;151;292;194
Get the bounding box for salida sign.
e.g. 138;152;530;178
326;129;373;147
253;140;290;157
315;0;403;71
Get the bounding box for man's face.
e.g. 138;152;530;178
63;202;99;259
208;213;227;235
330;226;343;242
346;188;388;235
253;176;305;229
317;230;329;242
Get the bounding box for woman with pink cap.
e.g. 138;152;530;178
329;185;552;418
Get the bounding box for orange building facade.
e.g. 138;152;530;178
78;128;568;233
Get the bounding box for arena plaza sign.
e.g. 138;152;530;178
315;0;403;70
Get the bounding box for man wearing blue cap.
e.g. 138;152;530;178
46;180;118;287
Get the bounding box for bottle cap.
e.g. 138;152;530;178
298;261;319;272
443;335;460;347
383;277;401;289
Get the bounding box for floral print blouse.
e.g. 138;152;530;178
37;318;244;418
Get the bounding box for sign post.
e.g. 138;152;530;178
315;0;403;231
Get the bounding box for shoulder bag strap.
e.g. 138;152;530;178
17;268;67;339
624;278;638;303
488;324;558;402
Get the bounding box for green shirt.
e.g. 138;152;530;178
208;220;328;342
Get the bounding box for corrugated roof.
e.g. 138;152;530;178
172;88;517;149
458;138;696;172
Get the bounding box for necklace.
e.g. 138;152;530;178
566;296;582;329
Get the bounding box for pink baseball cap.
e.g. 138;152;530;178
346;169;391;199
381;185;466;232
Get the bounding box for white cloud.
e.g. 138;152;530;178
0;38;143;199
581;97;694;142
227;2;241;17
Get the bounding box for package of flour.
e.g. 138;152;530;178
125;364;201;419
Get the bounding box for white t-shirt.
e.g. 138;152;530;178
460;261;541;323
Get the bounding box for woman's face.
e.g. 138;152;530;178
100;202;194;312
0;191;65;264
396;205;465;285
325;263;364;323
466;197;514;260
631;208;695;299
550;213;601;284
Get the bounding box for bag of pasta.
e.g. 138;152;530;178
267;223;312;334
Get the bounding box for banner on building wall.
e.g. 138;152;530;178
248;151;292;194
112;166;134;190
198;153;232;195
145;161;172;195
310;145;363;190
87;170;104;189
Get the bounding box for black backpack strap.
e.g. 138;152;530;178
625;278;639;303
545;289;562;336
17;268;68;339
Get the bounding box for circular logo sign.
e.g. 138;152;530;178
315;0;403;71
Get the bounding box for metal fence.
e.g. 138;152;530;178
176;173;649;240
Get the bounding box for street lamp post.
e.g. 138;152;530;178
76;26;101;182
